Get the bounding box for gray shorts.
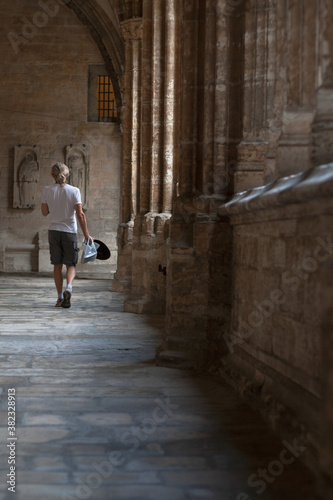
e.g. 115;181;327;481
48;230;79;267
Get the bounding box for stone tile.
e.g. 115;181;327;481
0;275;316;500
22;414;68;426
125;456;209;472
77;413;133;426
16;427;70;443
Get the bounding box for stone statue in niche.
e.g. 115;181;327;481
65;144;90;209
13;146;40;209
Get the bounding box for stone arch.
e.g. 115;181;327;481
67;0;125;118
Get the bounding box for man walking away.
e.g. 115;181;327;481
41;162;93;308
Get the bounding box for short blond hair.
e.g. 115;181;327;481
52;162;69;185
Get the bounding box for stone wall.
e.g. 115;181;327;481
4;0;330;496
319;256;333;499
0;0;121;276
218;164;333;475
111;1;333;493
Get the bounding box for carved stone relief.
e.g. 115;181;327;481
13;145;40;209
65;144;90;209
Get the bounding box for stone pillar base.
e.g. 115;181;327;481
158;206;232;371
112;278;131;293
124;296;165;314
112;222;134;293
122;212;171;314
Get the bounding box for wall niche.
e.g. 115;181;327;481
13;145;40;209
65;144;90;209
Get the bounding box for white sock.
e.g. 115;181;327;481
66;284;73;292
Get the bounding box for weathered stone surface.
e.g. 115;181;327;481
0;274;317;500
0;0;121;276
2;1;333;498
113;4;333;496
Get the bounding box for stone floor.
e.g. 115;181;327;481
0;274;317;500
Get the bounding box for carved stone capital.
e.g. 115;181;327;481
121;18;143;42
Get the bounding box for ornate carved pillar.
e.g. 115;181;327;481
113;17;143;293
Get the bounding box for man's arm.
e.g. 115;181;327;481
41;203;49;217
75;203;91;242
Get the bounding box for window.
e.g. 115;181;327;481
88;64;118;123
97;75;117;122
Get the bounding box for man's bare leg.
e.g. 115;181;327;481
53;264;63;295
66;265;76;288
62;265;76;309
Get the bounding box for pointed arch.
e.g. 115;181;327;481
67;0;125;117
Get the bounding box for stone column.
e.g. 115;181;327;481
312;0;333;166
162;0;177;213
163;0;199;364
121;18;143;220
160;0;233;370
276;0;318;177
178;0;198;199
198;0;216;196
263;0;279;184
119;24;132;224
124;0;173;314
113;17;143;293
150;0;164;213
235;0;273;192
214;0;230;197
140;0;153;215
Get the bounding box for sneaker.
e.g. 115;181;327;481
55;298;63;307
61;290;72;309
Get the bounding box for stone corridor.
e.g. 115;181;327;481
0;274;316;500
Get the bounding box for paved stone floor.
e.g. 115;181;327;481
0;274;317;500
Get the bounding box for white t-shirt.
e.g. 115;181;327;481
42;183;82;233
